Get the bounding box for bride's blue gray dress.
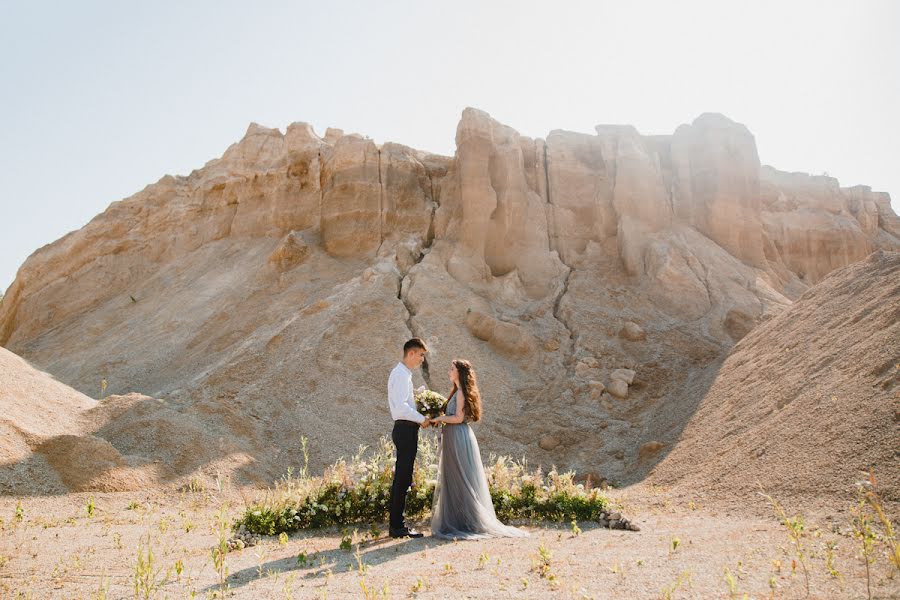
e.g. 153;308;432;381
431;391;529;540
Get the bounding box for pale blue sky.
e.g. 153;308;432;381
2;1;898;294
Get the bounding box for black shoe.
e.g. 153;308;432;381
389;527;424;538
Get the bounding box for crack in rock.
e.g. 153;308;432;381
552;265;577;368
396;214;438;389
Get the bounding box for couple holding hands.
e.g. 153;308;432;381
387;338;528;541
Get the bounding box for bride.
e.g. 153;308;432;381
429;359;529;540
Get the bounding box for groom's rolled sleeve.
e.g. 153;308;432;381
388;370;426;423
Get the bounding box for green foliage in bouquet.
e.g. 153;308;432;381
236;435;608;536
415;389;448;419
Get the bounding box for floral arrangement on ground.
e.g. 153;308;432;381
236;435;637;538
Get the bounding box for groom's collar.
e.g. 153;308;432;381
397;361;412;375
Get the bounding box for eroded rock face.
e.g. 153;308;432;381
320;134;383;257
671;113;767;269
1;108;897;490
758;167;894;284
441;110;569;301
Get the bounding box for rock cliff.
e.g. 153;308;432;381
1;108;897;491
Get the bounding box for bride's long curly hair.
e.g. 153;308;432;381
448;359;482;422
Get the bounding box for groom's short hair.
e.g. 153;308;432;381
403;337;428;356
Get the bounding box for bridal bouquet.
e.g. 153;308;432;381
415;389;448;419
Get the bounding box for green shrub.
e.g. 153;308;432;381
236;435;608;536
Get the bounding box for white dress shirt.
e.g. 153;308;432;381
388;362;426;423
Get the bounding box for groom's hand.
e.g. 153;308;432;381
421;418;431;428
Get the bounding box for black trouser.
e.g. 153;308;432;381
389;420;419;530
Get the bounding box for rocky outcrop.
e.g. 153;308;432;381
1;108;897;491
670;114;767;268
319;134;384;257
464;309;535;357
758;166;900;284
268;231;309;271
443;108;566;299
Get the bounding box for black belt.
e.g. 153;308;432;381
394;419;420;428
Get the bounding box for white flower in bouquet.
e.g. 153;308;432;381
414;389;448;419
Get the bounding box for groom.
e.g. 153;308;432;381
387;337;432;538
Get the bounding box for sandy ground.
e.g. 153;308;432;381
645;251;900;509
1;484;897;599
